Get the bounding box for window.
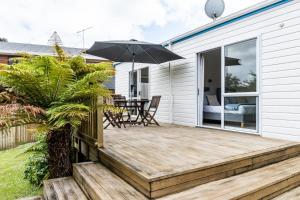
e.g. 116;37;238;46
129;67;149;99
140;67;149;83
129;71;138;98
223;38;258;131
225;39;257;93
224;96;257;130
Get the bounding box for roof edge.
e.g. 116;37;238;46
0;42;108;61
0;41;84;51
162;0;293;46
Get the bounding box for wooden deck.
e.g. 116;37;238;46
100;124;300;198
43;177;87;200
273;185;300;199
73;162;148;200
159;156;300;200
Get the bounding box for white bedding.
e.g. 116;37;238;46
225;105;256;114
203;105;221;113
203;105;256;114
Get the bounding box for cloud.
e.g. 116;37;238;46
0;0;264;48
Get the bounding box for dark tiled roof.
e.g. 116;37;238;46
0;42;107;61
0;42;114;89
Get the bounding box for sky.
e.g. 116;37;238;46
0;0;265;48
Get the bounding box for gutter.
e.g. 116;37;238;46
162;0;293;46
114;0;293;66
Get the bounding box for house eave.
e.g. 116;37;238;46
162;0;293;46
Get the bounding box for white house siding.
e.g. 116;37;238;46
115;0;300;140
261;1;300;141
115;63;130;99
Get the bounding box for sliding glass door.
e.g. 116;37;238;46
198;38;259;132
129;71;138;98
223;39;258;131
129;67;149;100
200;48;222;128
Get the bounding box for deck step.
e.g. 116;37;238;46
43;177;88;200
18;196;43;200
73;162;148;200
272;185;300;199
99;143;300;198
158;156;300;200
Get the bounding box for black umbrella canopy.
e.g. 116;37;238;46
225;57;241;66
87;39;183;64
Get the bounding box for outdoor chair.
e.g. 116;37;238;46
103;97;125;129
113;95;141;125
113;95;130;128
112;94;122;100
141;96;161;126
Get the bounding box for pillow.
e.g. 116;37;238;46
206;95;220;106
203;95;208;105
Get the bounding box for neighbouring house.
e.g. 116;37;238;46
0;41;115;92
115;0;300;141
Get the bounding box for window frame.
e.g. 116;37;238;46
222;37;260;133
224;38;258;96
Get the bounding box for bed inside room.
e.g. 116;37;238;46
201;42;257;130
202;48;222;127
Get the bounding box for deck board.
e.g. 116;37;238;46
272;185;300;199
43;177;87;200
103;125;297;180
101;124;300;198
73;163;148;200
159;157;300;200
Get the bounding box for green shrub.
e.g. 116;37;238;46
24;133;49;186
24;154;48;185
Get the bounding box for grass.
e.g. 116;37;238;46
0;143;42;200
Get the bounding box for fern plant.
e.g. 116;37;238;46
0;45;114;178
24;133;49;186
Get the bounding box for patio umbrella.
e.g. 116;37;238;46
225;57;241;66
87;39;183;99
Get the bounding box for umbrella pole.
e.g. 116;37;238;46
130;54;135;101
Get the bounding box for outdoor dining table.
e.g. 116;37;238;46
114;99;150;125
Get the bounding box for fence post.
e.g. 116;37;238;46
96;96;104;148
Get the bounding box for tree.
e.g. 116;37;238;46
225;72;256;92
0;45;114;178
225;73;242;92
0;37;8;42
243;71;256;92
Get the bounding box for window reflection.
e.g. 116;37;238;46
225;39;257;93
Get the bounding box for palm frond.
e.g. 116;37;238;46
1;47;114;130
0;103;45;128
47;103;90;128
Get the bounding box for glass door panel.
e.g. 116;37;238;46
129;71;138;98
201;48;222;128
139;67;149;100
224;96;257;130
129;67;149;100
223;38;258;132
224;39;257;93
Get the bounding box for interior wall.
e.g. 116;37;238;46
203;49;222;103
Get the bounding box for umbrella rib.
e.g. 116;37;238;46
114;45;133;62
137;45;160;64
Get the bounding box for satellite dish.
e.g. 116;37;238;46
205;0;225;20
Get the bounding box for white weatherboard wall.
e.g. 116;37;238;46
115;0;300;141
